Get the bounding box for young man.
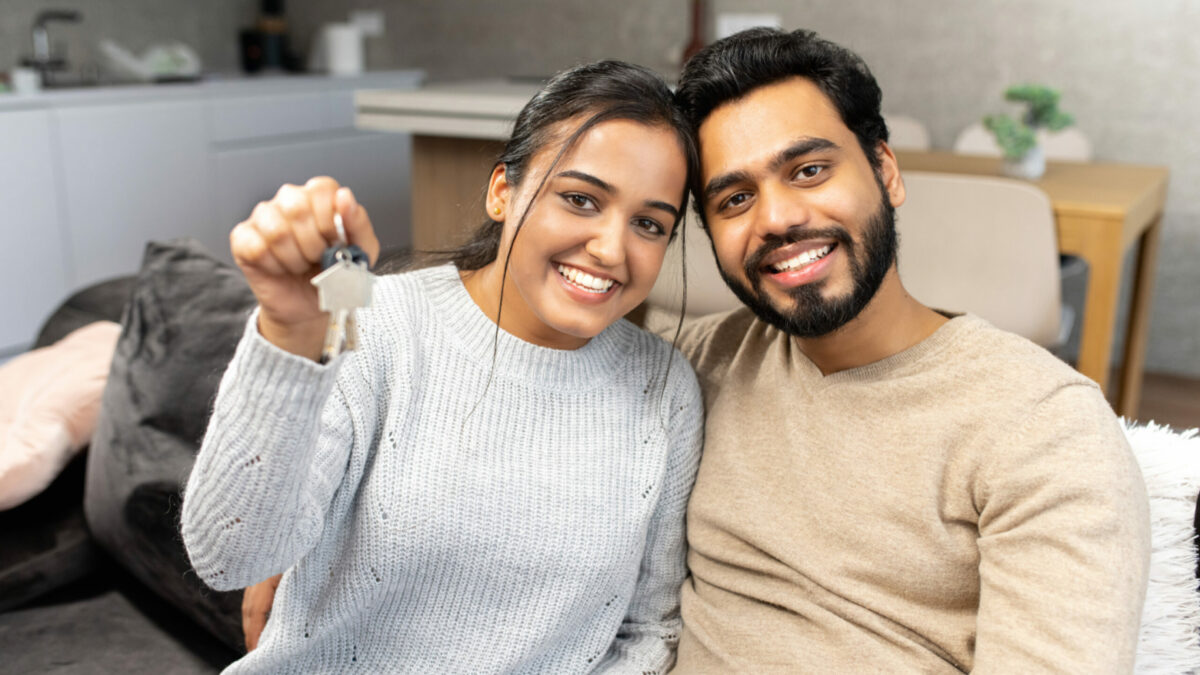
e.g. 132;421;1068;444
666;28;1149;673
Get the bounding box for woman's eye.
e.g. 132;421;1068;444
562;193;596;210
634;218;665;236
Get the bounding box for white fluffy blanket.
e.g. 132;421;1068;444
1125;420;1200;674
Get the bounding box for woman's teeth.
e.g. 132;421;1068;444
772;244;833;272
557;264;615;293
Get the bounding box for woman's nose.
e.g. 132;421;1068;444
584;218;626;267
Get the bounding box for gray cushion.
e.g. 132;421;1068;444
85;239;255;652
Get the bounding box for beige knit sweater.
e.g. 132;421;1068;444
662;309;1150;674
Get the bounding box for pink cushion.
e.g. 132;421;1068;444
0;321;121;510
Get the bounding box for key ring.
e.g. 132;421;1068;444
333;212;348;246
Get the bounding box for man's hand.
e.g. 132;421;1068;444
242;574;282;652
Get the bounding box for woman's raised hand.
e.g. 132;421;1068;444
230;177;380;360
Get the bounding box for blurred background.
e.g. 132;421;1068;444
2;0;1196;377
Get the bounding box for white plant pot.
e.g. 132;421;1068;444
1002;144;1046;180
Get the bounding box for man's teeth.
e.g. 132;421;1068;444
557;264;615;293
772;244;833;272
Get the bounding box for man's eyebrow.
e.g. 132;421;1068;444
702;136;841;205
555;170;615;194
702;170;753;205
771;137;840;172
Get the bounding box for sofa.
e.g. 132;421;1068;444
1;239;1198;672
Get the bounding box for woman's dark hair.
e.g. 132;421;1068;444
674;28;889;208
428;59;699;271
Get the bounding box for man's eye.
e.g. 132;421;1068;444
719;192;750;212
796;165;825;180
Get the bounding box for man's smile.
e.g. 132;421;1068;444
764;241;837;273
753;239;842;289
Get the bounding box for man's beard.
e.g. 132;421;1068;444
716;192;898;338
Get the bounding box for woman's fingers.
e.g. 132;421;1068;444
231;218;287;277
336;187;381;265
234;179;379;281
296;177;340;261
256;196;313;276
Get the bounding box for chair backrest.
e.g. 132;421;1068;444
884;114;932;151
953;122;1093;161
895;171;1061;346
645;212;742;317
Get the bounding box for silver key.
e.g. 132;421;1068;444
311;235;374;361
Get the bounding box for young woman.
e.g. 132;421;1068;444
181;61;703;673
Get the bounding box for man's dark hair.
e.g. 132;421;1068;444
675;28;889;212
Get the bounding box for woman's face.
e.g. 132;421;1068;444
484;118;688;349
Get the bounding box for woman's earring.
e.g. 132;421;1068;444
493;207;502;216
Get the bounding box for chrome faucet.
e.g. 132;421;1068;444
21;10;82;86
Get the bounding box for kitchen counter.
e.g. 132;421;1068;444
352;79;542;250
0;70;424;112
356;78;539;140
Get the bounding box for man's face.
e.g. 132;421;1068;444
696;77;905;337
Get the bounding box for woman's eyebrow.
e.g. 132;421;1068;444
555;170;615;194
646;200;679;219
557;169;678;217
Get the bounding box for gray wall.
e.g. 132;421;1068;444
5;0;1198;376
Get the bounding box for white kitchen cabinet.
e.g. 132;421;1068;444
209;91;331;144
0;70;423;355
0;109;71;354
56;100;212;289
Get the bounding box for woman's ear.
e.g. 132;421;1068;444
485;164;510;221
876;141;906;209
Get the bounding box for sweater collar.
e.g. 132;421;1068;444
420;264;636;390
780;312;985;386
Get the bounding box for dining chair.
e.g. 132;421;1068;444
884;113;932;151
895;170;1062;347
953;121;1093;161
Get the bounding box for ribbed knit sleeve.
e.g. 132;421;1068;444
181;312;373;591
597;350;704;674
972;382;1150;674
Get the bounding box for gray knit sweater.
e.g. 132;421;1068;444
181;264;704;674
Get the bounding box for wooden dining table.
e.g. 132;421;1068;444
895;151;1169;418
356;81;1169;417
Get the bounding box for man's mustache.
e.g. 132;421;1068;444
743;225;855;281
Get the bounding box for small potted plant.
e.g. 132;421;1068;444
983;84;1074;179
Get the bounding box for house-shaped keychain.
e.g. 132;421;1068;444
311;253;374;313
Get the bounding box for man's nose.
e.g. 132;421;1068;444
584;217;627;267
755;182;811;239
